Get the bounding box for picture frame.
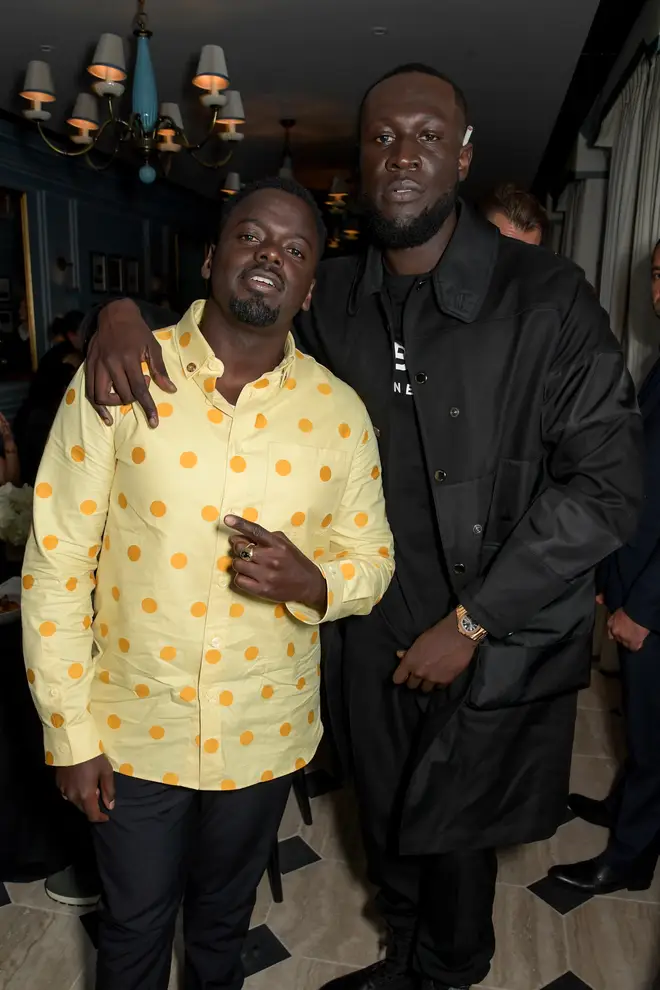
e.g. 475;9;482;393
91;253;107;293
107;256;124;295
0;278;10;302
126;258;140;296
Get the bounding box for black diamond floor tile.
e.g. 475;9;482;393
305;768;342;799
242;924;291;977
0;883;10;908
81;910;99;949
540;972;594;989
528;875;594;914
278;835;322;874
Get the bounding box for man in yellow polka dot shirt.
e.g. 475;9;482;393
22;177;393;990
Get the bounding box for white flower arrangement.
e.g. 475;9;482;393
0;483;34;547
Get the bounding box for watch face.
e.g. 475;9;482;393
460;614;480;635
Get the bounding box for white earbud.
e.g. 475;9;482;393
462;125;473;147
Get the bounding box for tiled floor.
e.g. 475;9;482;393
2;667;659;990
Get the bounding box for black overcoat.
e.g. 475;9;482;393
295;203;643;854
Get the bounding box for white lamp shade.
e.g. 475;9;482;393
221;172;241;194
329;176;349;198
279;156;294;180
88;34;126;82
158;102;184;135
67;93;100;130
193;45;229;91
20;61;56;103
218;90;245;124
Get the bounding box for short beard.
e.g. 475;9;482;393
361;182;459;250
229;293;280;328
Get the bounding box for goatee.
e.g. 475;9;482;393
361;182;459;250
229;293;280;328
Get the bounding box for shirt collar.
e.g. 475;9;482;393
174;300;297;389
347;199;499;323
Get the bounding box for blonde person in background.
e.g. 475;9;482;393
481;182;548;246
21;177;393;990
0;412;20;485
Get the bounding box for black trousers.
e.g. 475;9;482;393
342;611;497;988
92;773;291;990
606;636;660;868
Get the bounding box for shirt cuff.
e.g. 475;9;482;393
42;714;102;767
286;561;341;625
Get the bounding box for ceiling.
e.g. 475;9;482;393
2;0;604;197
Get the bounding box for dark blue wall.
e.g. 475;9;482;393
0;117;214;417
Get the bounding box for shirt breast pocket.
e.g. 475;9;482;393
262;442;349;545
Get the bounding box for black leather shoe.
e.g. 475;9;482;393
549;853;653;894
567;793;614;829
319;959;415;990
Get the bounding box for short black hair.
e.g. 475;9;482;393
358;63;469;133
220;177;327;253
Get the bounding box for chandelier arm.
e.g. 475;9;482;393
176;109;221;151
187;147;234;170
83;146;122;172
36;116;127;158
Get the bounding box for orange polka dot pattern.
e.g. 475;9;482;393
21;308;393;792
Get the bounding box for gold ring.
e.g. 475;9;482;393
239;543;256;561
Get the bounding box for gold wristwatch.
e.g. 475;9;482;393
456;605;488;644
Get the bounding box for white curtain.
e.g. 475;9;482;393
597;56;660;384
558;180;586;262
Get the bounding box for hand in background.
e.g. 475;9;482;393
85;299;176;428
607;608;649;652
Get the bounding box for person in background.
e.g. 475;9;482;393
0;412;20;485
481;182;548;245
550;238;660;895
22;177;393;990
13;311;85;486
82;65;641;990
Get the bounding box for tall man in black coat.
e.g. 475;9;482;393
83;66;642;990
551;240;660;895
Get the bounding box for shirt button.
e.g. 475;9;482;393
450;407;460;418
434;469;447;483
374;427;381;438
472;524;483;535
187;362;197;373
415;373;427;384
211;637;221;649
206;691;216;703
416;280;427;290
453;562;466;575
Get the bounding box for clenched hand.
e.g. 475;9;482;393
226;515;327;613
393;611;476;692
56;754;115;823
607;608;649;652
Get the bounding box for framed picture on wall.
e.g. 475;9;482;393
108;256;124;294
91;253;107;293
126;259;140;296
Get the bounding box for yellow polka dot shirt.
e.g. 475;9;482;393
22;301;394;791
